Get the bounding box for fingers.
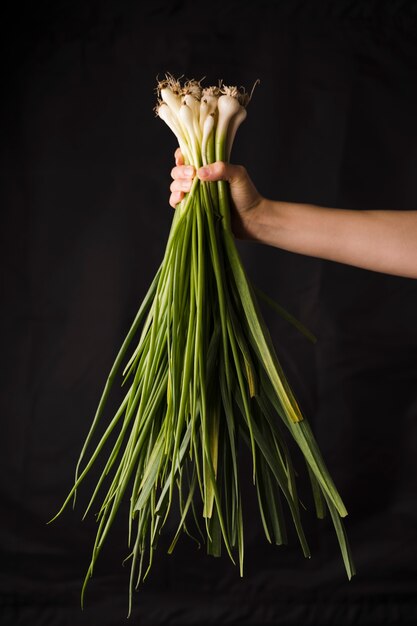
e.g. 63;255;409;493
169;162;195;208
169;153;250;211
171;165;195;180
169;177;192;208
170;178;193;193
197;162;247;184
175;148;184;166
169;191;184;208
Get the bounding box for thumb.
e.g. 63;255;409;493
197;161;262;218
197;161;246;184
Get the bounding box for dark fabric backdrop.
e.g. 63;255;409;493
1;1;417;624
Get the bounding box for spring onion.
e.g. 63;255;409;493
50;75;355;614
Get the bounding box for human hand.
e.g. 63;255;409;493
169;148;265;239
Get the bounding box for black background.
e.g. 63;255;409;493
1;1;417;624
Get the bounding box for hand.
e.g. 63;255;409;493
169;148;265;239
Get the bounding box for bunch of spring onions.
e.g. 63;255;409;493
51;75;355;613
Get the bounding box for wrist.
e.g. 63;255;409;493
240;197;286;245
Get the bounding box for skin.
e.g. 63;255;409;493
170;149;417;279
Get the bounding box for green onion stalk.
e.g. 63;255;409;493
50;75;355;614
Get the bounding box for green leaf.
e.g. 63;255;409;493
254;286;317;344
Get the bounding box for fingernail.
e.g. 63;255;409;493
184;166;194;176
199;167;209;178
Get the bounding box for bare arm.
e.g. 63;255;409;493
248;199;417;279
169;152;417;279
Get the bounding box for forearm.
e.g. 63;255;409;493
245;199;417;279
